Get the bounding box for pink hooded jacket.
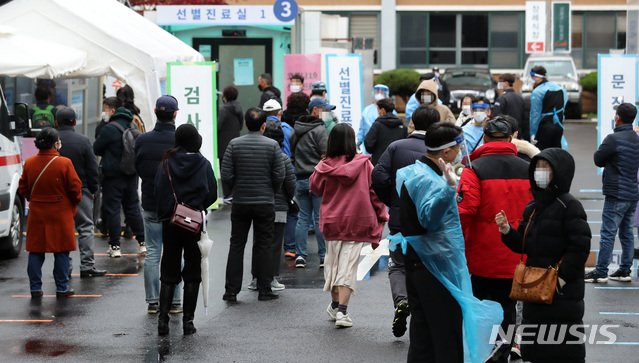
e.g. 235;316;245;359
310;154;389;245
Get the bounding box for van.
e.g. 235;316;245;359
0;84;31;258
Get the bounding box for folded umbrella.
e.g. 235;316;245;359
197;217;214;315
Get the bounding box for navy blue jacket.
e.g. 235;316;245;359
371;132;427;233
594;123;639;201
134;122;176;212
58;125;99;194
155;152;217;221
93;107;136;178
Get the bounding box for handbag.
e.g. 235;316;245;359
509;210;564;305
167;162;203;234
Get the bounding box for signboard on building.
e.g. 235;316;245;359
597;54;638;173
157;5;295;26
166;62;218;180
283;54;321;104
326;54;363;134
526;1;546;53
552;2;571;52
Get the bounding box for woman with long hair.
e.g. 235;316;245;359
310;123;388;328
116;84;145;132
154;124;217;335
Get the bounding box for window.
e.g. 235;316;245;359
489;13;521;68
398;13;428;67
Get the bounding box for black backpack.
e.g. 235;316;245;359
108;121;141;176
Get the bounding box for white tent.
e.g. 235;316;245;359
0;0;204;126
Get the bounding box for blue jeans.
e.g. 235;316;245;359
143;211;181;304
595;198;637;275
28;252;70;293
283;211;298;253
294;179;325;260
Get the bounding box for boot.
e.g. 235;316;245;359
158;283;176;335
183;282;199;335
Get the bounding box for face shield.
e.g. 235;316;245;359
427;134;471;176
372;85;390;100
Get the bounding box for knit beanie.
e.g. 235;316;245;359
175;124;202;152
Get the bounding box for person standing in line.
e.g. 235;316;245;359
461;97;492;158
529;66;568;150
222;108;285;302
357;84;393;153
371;105;439;337
258;73;282;109
310;123;388;328
117;84;146;133
585;103;639;282
281;91;310;129
431;66;450;106
56;108;106;278
492;73;525;139
289;98;331;269
30;86;58;129
20;127;82;298
218;85;244;204
135;95;183;314
364;98;407;166
154;124;217;335
455;94;475;127
413;79;456;123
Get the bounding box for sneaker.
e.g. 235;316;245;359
327;304;338;321
392;299;410;337
319;258;324;269
106;245;121;258
584;270;608;283
335;312;353;328
510;343;521;360
271;279;285;291
147;303;159;314
223;195;233;205
138;242;146;256
169;303;183;314
284;252;296;261
482;339;510;363
295;256;306;268
247;278;258;290
609;269;632;282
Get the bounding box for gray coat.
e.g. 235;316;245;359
221;131;285;205
289;115;328;179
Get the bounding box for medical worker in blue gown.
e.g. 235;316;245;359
357;84;396;154
389;121;503;363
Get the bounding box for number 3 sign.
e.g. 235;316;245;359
274;0;298;22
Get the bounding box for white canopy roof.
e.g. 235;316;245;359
0;0;204;125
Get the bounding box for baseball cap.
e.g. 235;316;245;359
263;99;282;112
484;118;512;138
156;95;179;112
56;107;76;123
311;81;326;91
308;97;336;112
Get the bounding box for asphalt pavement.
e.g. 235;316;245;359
0;120;637;363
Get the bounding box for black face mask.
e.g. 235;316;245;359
257;85;263;91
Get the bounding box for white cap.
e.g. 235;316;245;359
263;99;282;111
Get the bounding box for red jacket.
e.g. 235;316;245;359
19;149;82;253
310;154;388;245
457;142;532;278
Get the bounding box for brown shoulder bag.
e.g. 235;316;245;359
167;162;203;234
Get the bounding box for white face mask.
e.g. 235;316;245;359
290;85;301;93
473;111;487;124
321;111;331;122
534;169;552;189
101;111;109;122
374;93;385;102
421;94;434;104
462;105;471;116
453;149;463;164
497;82;504;90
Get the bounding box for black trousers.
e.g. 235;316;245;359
160;222;201;285
406;247;463;363
101;175;145;246
225;204;275;293
536;121;563;150
471;275;517;341
251;222;285;278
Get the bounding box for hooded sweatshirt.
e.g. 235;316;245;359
364;113;407;165
415;80;456;123
290;115;328;179
310;154;389;244
154;152;218;221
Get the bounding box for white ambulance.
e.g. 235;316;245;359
0;84;30;258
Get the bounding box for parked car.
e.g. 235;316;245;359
520;53;582;119
441;67;497;113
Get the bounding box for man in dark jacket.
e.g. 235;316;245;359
493;73;525;138
56;108;105;277
258;73;282;109
371;104;438;338
364;98;407;165
289;97;331;268
222;107;286;301
457;117;532;360
586;103;639;282
218;86;243;203
93;106;145;257
134;95;182;314
30;86;57;130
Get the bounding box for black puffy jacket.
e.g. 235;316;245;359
134;122;175;212
364;114;407;166
501;148;590;362
593;123;639;201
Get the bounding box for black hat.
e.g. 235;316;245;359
484;118;512;138
56;107;76;124
156;95;179;112
175;124;202;152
